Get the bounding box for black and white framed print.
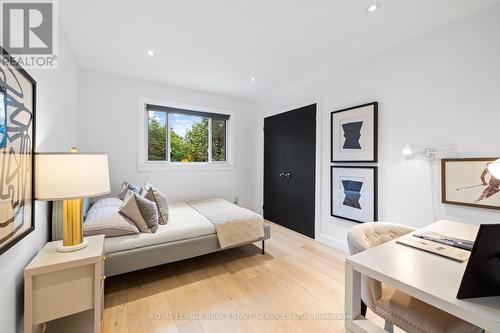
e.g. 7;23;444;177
331;102;377;163
0;47;36;255
331;166;377;223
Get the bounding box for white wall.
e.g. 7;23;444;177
0;29;80;332
259;4;500;251
78;71;261;211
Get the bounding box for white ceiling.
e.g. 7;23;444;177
60;0;499;102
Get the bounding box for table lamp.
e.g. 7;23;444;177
488;159;500;178
35;150;110;252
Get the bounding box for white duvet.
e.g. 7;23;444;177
89;197;264;253
103;201;215;253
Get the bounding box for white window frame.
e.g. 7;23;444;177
138;97;235;171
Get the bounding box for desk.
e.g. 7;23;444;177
345;220;500;333
24;235;105;333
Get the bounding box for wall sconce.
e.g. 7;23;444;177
402;144;456;221
402;144;456;161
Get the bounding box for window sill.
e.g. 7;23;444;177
137;162;236;172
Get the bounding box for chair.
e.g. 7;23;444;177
347;222;483;333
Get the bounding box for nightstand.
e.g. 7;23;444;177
24;235;105;333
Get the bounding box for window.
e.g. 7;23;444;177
145;103;230;165
211;118;226;162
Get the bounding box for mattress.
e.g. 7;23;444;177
103;201;216;254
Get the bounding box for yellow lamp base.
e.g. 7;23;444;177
57;238;89;252
58;198;87;253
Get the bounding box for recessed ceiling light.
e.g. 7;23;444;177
146;50;155;57
250;77;256;82
366;3;381;13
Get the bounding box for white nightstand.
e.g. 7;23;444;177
24;235;105;333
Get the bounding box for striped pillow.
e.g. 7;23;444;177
119;192;159;233
143;185;169;225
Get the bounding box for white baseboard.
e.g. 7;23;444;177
316;233;349;253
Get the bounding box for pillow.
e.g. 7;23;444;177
88;197;123;211
140;182;153;195
118;181;141;200
84;205;140;238
142;184;169;225
119;192;159;233
122;188;135;201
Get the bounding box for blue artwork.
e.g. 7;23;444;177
0;87;6;148
342;121;363;149
342;180;363;209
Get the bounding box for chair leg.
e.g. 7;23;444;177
384;320;394;333
361;301;367;317
359;301;392;333
261;240;265;255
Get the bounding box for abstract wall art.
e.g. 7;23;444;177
331;166;377;223
442;158;500;210
0;86;7;148
342;179;363;209
0;46;36;255
331;102;377;163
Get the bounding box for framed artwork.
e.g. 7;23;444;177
442;158;500;210
331;102;377;163
0;47;36;255
331;166;377;223
0;86;7;148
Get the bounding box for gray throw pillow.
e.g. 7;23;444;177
122;189;135;202
140;182;153;196
143;185;169;225
119;192;159;233
118;181;141;200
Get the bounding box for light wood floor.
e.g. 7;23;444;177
103;222;393;333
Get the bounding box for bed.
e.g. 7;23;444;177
84;198;270;276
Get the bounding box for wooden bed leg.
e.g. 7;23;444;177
261;240;265;255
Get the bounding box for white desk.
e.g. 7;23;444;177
345;220;500;333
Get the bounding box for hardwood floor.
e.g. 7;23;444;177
103;222;392;333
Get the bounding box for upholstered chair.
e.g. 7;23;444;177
347;222;483;333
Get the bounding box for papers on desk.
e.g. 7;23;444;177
413;231;474;251
396;235;471;262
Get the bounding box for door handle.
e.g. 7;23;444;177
284;173;291;179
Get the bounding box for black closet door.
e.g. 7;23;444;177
263;104;316;238
263;112;288;225
284;105;316;238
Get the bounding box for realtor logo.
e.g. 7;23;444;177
0;0;58;68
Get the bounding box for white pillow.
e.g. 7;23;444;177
84;205;139;238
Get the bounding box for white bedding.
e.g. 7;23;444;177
103;201;215;254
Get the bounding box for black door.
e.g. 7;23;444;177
263;104;316;238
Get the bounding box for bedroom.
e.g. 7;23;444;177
0;0;500;332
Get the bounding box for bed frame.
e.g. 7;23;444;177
105;223;271;276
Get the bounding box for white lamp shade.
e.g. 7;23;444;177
488;159;500;179
35;153;110;200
